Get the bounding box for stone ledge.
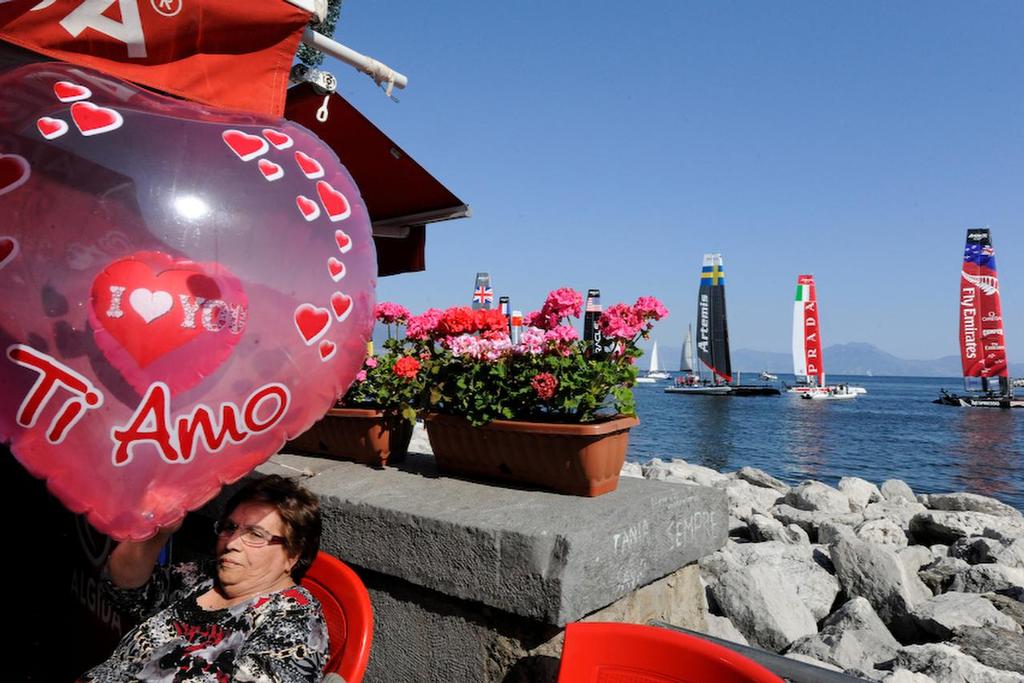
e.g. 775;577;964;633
259;451;728;625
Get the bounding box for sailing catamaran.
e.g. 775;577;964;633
787;274;865;399
935;228;1022;408
666;254;779;396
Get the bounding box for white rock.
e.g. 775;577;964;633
771;503;863;541
892;643;1024;683
864;500;928;531
909;591;1023;640
949;564;1024;594
786;597;901;673
619;461;643;478
748;514;809;545
728;541;840;621
918;557;970;596
840;476;883;511
881;479;917;503
642;458;729;487
829;536;932;626
910;510;1024;545
784;480;853;514
735;466;791;493
719;479;784;521
819;519;859;545
950;537;1024;569
927;492;1023;519
708;563;818;652
858;518;910;547
898;545;934;575
703;613;749;646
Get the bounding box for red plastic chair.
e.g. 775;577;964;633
556;622;784;683
301;551;374;683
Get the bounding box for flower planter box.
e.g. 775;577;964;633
286;407;413;466
422;413;639;496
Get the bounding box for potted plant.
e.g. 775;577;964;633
411;288;667;496
286;302;424;466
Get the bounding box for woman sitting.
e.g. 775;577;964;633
81;474;329;682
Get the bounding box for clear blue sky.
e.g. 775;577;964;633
321;1;1024;360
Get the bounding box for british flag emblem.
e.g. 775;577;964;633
982;245;995;256
473;286;493;304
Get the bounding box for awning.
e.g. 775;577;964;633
285;84;470;276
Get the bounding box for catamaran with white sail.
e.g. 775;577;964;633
666;254;779;396
935;228;1022;408
788;274;865;400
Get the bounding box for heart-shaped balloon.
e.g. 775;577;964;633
0;60;376;540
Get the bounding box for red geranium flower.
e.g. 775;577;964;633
393;356;421;379
437;306;476;336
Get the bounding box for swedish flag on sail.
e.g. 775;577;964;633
700;264;725;286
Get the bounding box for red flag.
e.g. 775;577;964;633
0;0;309;116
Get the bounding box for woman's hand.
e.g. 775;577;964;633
106;518;184;589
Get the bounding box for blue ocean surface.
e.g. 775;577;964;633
628;375;1024;510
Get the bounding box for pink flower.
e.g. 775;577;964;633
515;327;546;355
633;296;668;321
544;325;579;356
531;372;558;401
365;356;378;368
393;356;420;379
355;370;367;382
598;303;643;340
407;308;443;340
375;302;411;325
543;287;582;319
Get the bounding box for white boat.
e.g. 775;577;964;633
791;274;864;399
759;371;778;382
801;385;858;401
639;341;670;381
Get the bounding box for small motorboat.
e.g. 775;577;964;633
759;371;778;382
802;385;858;401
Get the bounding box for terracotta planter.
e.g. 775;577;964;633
286;407;413;466
422;413;639;496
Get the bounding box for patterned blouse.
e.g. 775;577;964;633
81;561;328;682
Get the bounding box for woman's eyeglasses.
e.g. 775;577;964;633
214;519;287;548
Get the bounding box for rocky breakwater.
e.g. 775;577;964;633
626;459;1024;683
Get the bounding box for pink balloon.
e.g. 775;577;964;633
0;60;376;540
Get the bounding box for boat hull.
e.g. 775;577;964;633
665;384;780;397
802;391;857;401
934;392;1024;409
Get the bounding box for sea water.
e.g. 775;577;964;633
629;375;1024;510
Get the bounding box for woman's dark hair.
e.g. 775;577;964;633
222;474;322;581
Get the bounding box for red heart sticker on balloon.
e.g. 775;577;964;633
330;292;353;322
317;180;351;222
0;153;30;196
257;159;283;181
262;129;293;150
294;151;324;179
222;129;268;161
318;340;336;361
71;101;124;136
334;230;352;253
89;251;247;394
296;195;320;221
37;117;68;140
54;80;92;102
294;303;331;345
0;62;377;541
327;257;345;281
0;236;18;269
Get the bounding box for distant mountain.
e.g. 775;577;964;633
656;342;1024;378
